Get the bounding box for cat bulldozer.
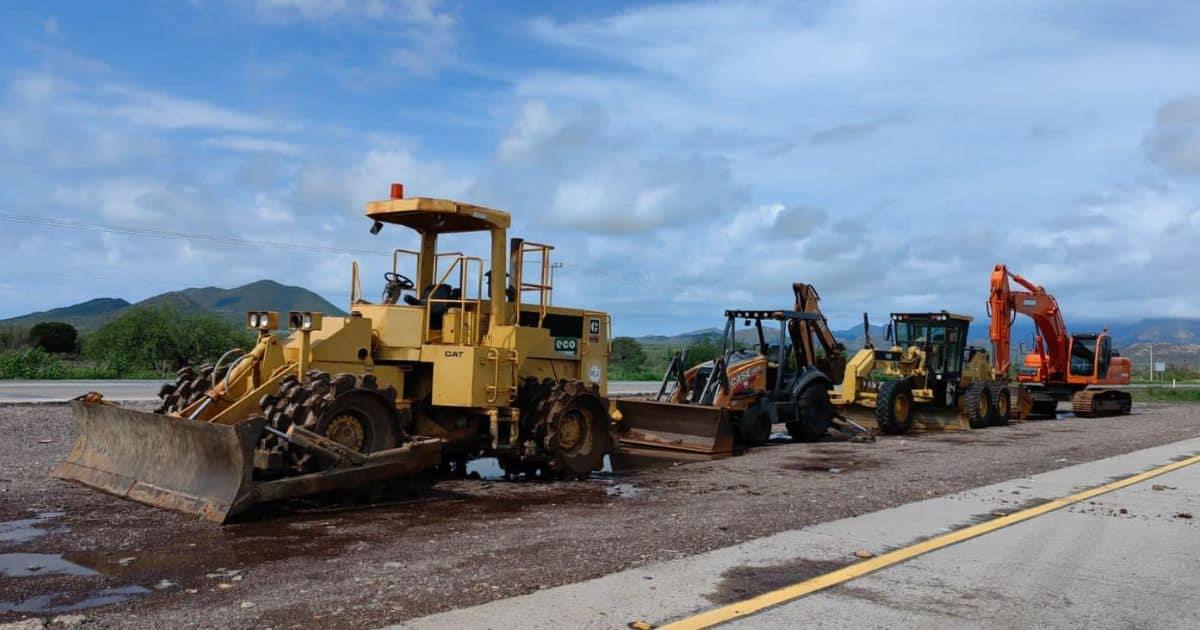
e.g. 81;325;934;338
614;283;849;454
53;186;614;523
832;311;1011;434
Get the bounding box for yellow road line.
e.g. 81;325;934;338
658;451;1200;630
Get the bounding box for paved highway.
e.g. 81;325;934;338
0;379;662;403
397;437;1200;629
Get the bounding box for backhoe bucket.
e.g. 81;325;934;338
52;400;264;523
614;399;735;455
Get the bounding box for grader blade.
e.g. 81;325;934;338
838;404;969;433
52;400;264;524
614;399;735;455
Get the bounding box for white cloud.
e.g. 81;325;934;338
237;0;459;76
103;86;272;131
204;135;302;156
473;100;743;234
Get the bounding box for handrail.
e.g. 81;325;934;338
435;251;464;282
392;248;419;274
514;241;554;327
424;255;484;345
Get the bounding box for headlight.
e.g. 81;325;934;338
249;311;277;330
287;311;323;332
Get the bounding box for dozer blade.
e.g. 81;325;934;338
52;400;264;524
614;399;735;455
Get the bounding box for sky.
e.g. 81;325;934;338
1;0;1199;336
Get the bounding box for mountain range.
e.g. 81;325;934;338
6;283;1200;364
634;318;1200;354
0;280;346;331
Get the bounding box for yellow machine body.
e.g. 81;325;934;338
55;193;613;522
830;312;1012;434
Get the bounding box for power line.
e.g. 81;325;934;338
0;213;389;257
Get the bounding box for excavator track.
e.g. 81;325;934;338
1071;389;1132;418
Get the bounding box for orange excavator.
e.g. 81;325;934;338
988;264;1133;419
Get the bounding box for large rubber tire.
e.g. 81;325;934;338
989;382;1011;426
540;381;611;480
875;379;915;435
964;382;993;429
737;404;773;446
787;383;833;443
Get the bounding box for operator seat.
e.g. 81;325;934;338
403;284;460;329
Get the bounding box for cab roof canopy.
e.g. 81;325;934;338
365;197;511;233
891;311;973;322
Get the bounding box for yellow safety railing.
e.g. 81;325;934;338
424;255;484;345
513;241;554;327
484;348;519;404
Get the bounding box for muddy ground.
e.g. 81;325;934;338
3;402;1199;628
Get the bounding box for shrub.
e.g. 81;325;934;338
0;324;29;350
611;337;648;372
683;338;721;369
84;306;254;375
29;322;78;354
0;347;67;379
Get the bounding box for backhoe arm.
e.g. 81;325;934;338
790;282;847;383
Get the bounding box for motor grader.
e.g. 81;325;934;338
832;311;1011;434
53;187;614;523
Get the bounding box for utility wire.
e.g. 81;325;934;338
0;213;389;257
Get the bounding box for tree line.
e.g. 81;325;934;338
0;307;253;379
609;335;722;381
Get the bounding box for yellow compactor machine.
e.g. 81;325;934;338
54;186;614;523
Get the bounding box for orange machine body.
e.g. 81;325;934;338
988;264;1132;418
668;353;769;412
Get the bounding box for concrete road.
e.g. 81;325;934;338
0;379;170;403
0;379;661;403
396;436;1200;629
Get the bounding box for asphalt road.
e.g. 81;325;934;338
0;379;662;403
398;436;1200;629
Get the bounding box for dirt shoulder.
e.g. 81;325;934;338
3;402;1199;628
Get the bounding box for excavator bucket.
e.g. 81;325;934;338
52;400;264;523
613;399;735;455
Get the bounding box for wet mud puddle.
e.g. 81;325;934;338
2;451;686;616
1;512;152;615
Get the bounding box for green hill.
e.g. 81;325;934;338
1;280;346;331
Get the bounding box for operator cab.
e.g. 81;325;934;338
1068;333;1113;378
889;312;972;381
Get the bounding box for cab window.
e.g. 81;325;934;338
1070;337;1097;377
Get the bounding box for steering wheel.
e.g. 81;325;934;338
383;271;415;290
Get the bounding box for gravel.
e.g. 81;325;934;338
2;401;1199;628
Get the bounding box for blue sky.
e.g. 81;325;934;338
2;1;1199;336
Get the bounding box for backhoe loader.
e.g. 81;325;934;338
831;311;1011;434
53;186;614;523
614;283;847;453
